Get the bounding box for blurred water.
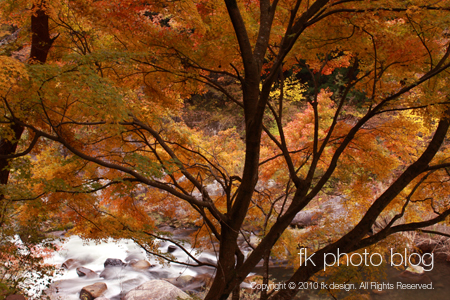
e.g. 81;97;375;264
40;233;450;300
45;235;217;300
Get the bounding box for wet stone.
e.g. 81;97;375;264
167;245;177;253
123;280;190;300
80;282;107;300
104;258;125;268
129;259;152;271
62;258;80;270
76;267;98;278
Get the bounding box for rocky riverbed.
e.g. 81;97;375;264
43;230;224;300
34;201;450;300
40;232;450;300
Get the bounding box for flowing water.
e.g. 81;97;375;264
45;234;217;300
41;232;450;300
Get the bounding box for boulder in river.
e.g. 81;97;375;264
104;258;125;268
129;259;152;271
62;258;80;269
290;197;347;228
80;282;107;300
167;245;177;253
291;210;321;228
123;280;190;300
76;267;98;278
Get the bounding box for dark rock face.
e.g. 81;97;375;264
104;258;125;268
167;245;177;253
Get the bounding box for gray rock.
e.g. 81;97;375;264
167;245;177;253
291;197;346;228
291;210;321;228
123;280;190;300
104;258;125;268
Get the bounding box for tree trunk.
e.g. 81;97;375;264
0;2;54;226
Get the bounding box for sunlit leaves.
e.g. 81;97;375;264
0;55;28;97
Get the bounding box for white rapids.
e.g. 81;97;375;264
44;235;217;300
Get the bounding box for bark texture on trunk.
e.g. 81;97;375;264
0;3;54;226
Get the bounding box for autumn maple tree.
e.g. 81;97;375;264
0;1;61;297
2;0;450;299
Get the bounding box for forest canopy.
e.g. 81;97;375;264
1;1;450;299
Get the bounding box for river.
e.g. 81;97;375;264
40;232;450;300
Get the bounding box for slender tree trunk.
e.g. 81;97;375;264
260;249;270;300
